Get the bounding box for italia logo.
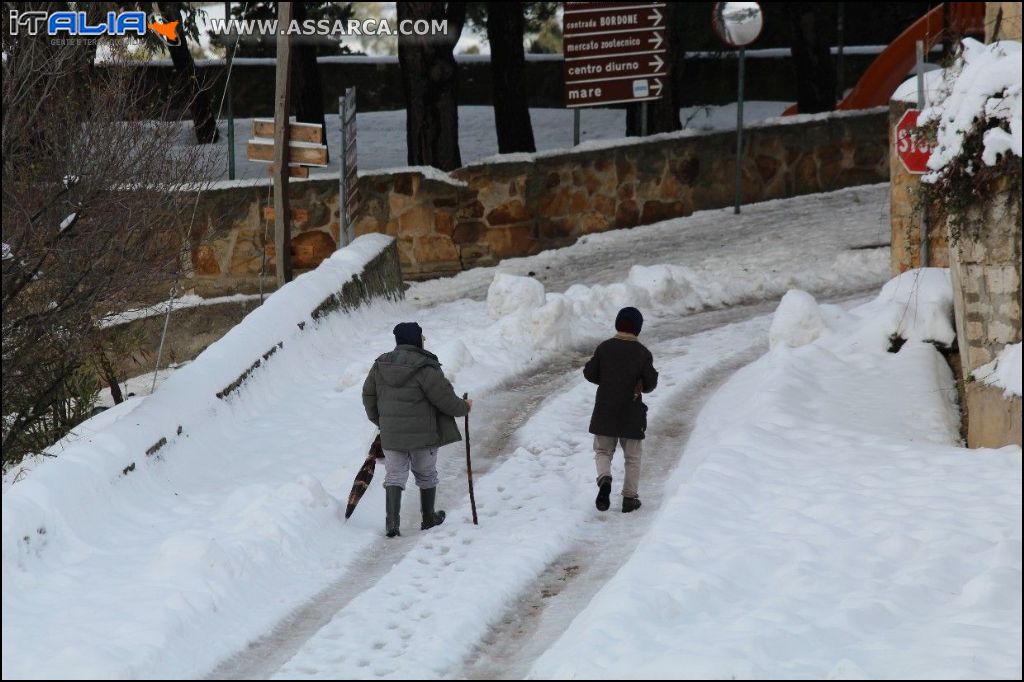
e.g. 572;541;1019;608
7;10;181;45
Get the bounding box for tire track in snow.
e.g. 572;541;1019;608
457;347;763;680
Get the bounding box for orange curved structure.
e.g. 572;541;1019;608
784;2;986;115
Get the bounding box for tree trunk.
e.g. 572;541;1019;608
398;2;465;171
161;4;219;144
787;2;836;114
626;3;682;136
93;349;123;405
291;2;327;153
486;4;535;153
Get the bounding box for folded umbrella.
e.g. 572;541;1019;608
345;433;384;520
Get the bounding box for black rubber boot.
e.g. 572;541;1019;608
622;496;642;513
419;487;446;530
596;475;612;511
385;486;402;538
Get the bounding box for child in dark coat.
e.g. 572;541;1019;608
583;307;658;513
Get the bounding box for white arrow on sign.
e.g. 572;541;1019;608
648;54;664;71
651;78;663;96
648;33;664;50
649;8;663;27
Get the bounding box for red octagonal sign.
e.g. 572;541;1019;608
895;109;933;175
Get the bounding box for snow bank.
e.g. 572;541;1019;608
768;289;823;348
4;235;393;485
2;235;397;677
531;272;1021;679
976;342;1023;397
920;39;1022;179
480;250;890;357
486;272;546;318
866;267;956;347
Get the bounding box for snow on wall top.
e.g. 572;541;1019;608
919;39;1022;180
358;165;469;187
463;107;888;169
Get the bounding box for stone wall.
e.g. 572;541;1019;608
986;1;1023;41
354;110;889;279
889;100;949;274
950;186;1022;448
181;110;888;286
188;177;342;297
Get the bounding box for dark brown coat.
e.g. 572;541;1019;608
583;333;659;440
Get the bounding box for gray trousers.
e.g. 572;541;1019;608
594;435;643;499
383;447;439;490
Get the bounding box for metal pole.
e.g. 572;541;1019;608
916;39;929;268
573;108;580;146
225;1;235;180
734;47;745;214
836;2;844;103
339;94;351;247
273;3;294;286
640;101;649;137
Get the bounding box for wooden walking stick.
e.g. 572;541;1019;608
464;392;478;525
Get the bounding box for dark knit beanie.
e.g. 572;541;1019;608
615;307;644;335
393;322;423;348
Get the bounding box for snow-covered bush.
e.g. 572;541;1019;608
918;39;1022;243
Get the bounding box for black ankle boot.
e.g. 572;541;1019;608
596;475;612;511
385;486;402;537
622;496;642;513
419;487;446;530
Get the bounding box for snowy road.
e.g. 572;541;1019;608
3;186;896;679
208;290;878;680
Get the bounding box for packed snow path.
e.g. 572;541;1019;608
211;297;872;679
3;186;896;679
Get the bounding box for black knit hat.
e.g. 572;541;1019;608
615;307;644;335
393;321;423;348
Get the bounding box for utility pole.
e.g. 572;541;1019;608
273;2;294;287
225;1;236;180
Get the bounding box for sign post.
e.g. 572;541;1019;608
563;3;667;116
339;87;359;248
711;2;764;215
915;39;929;267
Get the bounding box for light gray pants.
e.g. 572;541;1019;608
383;447;439;490
594;435;643;499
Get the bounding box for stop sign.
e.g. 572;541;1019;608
895;109;933;174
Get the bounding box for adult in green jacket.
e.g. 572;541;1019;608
362;322;472;537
